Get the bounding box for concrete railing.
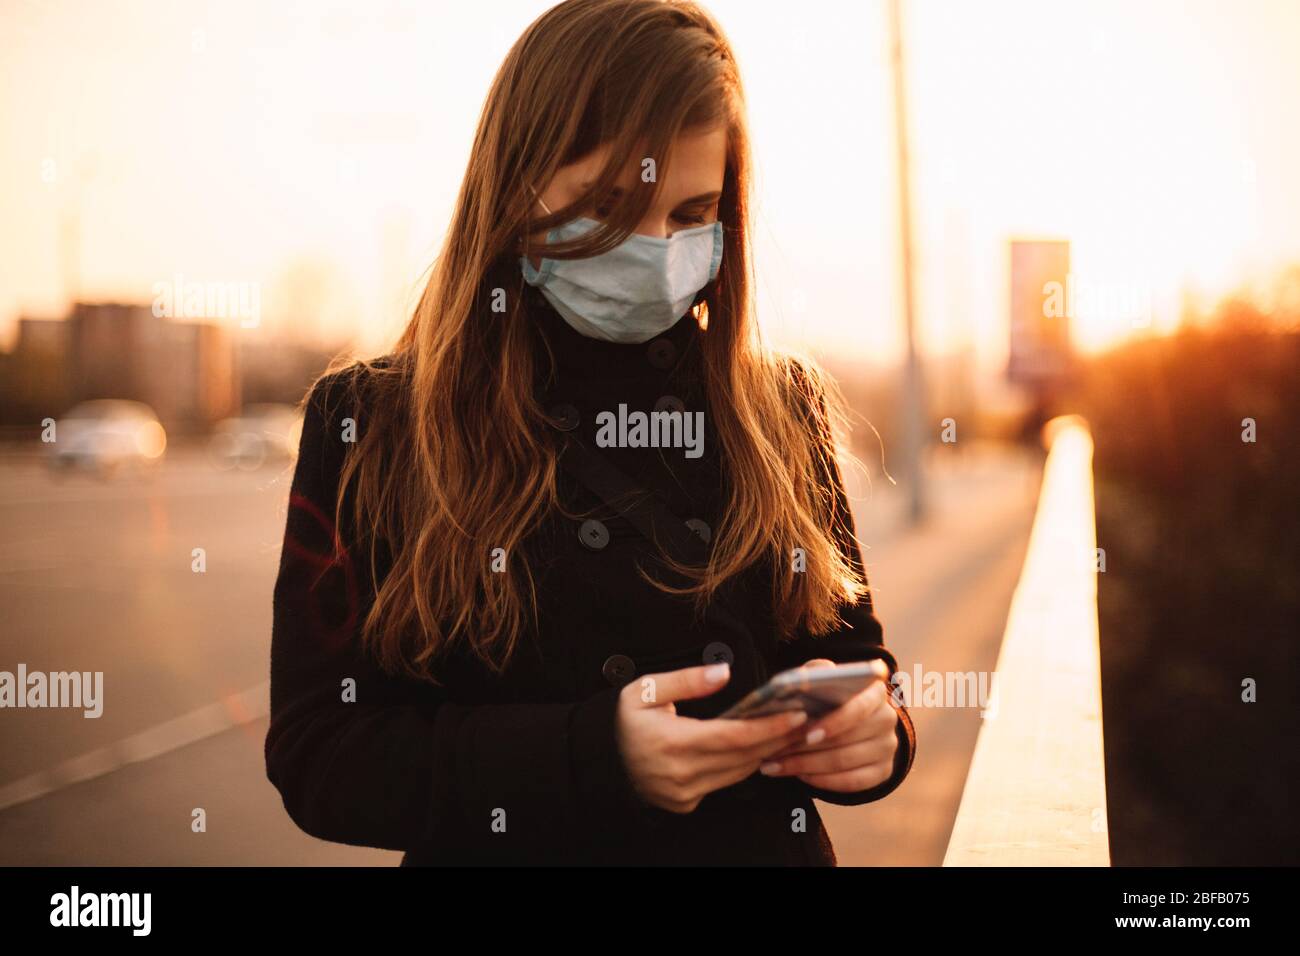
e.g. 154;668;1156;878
943;415;1110;866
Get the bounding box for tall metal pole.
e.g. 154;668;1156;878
889;0;927;524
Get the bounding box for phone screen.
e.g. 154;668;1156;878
717;662;883;720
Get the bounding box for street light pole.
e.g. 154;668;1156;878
889;0;927;525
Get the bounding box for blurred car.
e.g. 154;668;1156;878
47;400;168;476
209;403;303;470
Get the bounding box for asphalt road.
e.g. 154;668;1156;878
0;442;1039;865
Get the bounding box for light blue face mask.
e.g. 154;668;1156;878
520;195;724;345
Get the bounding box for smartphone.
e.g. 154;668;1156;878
717;661;885;720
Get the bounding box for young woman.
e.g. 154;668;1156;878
266;0;915;866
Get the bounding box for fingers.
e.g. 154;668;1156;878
641;739;771;814
689;758;773;801
634;662;732;708
637;706;811;814
681;709;809;755
798;678;895;749
683;718;814;776
794;760;895;793
630;658;901;812
759;736;896;778
780;658;891;750
652;729;813;813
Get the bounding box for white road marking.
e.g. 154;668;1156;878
0;681;270;813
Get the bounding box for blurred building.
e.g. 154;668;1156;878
1007;239;1075;389
237;338;340;408
0;317;72;425
15;316;68;354
1007;239;1078;440
0;303;350;432
0;303;239;431
65;303;238;430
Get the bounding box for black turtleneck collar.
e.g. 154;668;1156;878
524;283;704;391
521;279;721;535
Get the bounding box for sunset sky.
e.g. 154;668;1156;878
2;0;1298;369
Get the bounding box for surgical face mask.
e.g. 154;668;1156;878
520;193;723;344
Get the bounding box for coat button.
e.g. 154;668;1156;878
646;338;678;369
685;518;711;544
549;403;580;431
702;641;734;666
578;518;610;550
653;394;686;414
602;654;637;686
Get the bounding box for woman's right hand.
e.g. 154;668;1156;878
614;662;809;813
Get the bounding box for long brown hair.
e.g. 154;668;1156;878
332;0;868;680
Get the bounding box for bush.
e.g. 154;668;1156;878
1074;298;1299;864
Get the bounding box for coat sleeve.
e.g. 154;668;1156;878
771;361;917;806
264;368;644;853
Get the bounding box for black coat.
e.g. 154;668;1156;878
265;287;916;865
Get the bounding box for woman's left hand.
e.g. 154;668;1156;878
758;658;900;792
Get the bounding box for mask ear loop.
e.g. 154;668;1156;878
527;183;554;216
520;184;554;262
